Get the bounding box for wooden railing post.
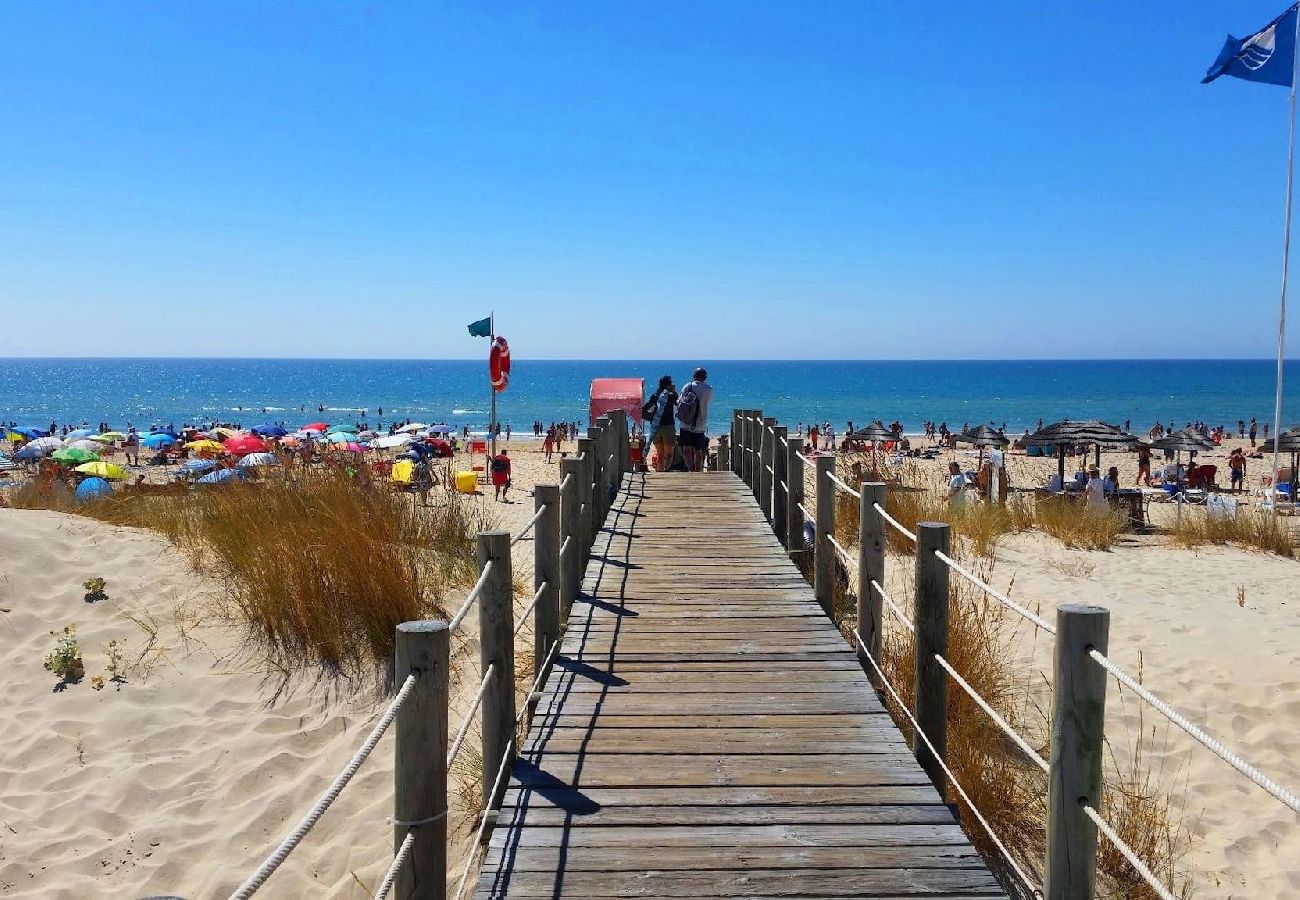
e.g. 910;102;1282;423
717;434;730;472
759;416;775;522
477;531;516;813
730;410;741;474
786;439;805;552
588;420;606;523
857;483;887;679
393;621;449;900
559;458;581;618
813;455;835;612
576;437;594;566
612;409;630;473
534;484;561;685
745;410;758;489
772;425;788;547
914;522;950;793
1045;604;1110;900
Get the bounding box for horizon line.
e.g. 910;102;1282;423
3;356;1300;364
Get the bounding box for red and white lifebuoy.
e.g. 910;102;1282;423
489;336;511;392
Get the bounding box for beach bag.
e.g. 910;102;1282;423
667;442;688;471
641;395;658;420
674;385;700;429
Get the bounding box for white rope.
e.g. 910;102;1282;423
1088;649;1300;815
452;737;515;900
559;472;572;490
372;828;416;900
1082;804;1179;900
778;479;788;494
827;472;860;498
510;504;549;546
873;502;917;543
827;534;856;570
871;579;914;633
935;654;1048;773
934;549;1056;636
513;582;548;637
448;561;494;633
559;535;573;557
796;501;815;523
518;633;563;724
765;464;774;474
853;633;1040;895
446;664;495;769
227;672;420;900
796;451;811;464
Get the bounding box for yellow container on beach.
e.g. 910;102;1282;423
455;470;478;493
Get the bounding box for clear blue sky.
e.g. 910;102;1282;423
3;2;1298;359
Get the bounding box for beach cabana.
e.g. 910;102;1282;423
848;423;894;472
1019;420;1138;489
589;378;645;427
1257;427;1300;498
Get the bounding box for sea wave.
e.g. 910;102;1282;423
452;409;484;415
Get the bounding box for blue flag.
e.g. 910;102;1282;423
467;316;492;337
1203;4;1299;86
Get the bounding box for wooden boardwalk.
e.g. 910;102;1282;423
474;471;1006;898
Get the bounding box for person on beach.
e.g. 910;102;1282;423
1229;447;1246;493
1250;418;1258;447
1084;465;1106;509
1105;466;1120;495
946;461;966;505
1136;444;1152;486
644;375;678;472
491;449;512;502
543;426;556;462
676;367;713;472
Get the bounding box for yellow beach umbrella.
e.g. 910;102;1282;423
92;431;127;442
184;439;225;452
74;461;130;480
212;427;240;438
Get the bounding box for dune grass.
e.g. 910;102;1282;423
12;473;488;677
1166;506;1294;556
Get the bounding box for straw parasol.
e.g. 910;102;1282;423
1150;428;1217;522
1258;426;1300;490
1019;420;1139;489
849;423;895;472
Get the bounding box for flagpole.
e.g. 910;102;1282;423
490;311;498;458
1272;12;1300;513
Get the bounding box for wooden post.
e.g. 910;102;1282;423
772;425;789;547
559;459;581;618
759;416;776;522
477;531;516;813
576;437;594;567
857;483;887;679
730;410;741;474
612;409;630;473
717;434;730;472
533;484;561;683
746;410;758;489
914;522;950;793
750;410;764;501
589;421;606;523
737;410;749;485
786;439;805;553
813;455;836;613
1044;604;1110;900
393;621;449;900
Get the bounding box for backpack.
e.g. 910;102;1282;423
490;456;508;473
641;395;658;420
675;385;700;429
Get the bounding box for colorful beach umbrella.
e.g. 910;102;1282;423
372;433;413;449
14;444;45;460
252;423;288;437
27;436;64;452
65;428;94;439
179;458;219;476
212;427;241;439
397;423;428;433
223;434;269;456
184;439;225;452
326;431;358;443
195;468;243;485
74;477;113;502
302;421;330;432
52;447;102;464
94;431;126;442
237;452;280;467
142;433;177;449
8;427;44;441
65;439;103;452
428;424;453;435
74;461;130;480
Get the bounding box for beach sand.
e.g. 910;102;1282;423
2;434;1297;897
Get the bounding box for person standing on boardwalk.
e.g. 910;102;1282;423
643;375;678;472
675;367;713;472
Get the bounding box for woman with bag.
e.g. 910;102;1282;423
642;375;677;472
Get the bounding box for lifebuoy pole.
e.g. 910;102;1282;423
490;313;497;457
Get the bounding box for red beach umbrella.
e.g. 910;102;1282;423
223;434;269;457
302;421;330;432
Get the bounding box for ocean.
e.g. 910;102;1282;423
1;358;1297;436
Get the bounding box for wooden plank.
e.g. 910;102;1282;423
482;843;987;873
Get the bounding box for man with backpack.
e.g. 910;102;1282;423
675;367;713;472
490;449;512;502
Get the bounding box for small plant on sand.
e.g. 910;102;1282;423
82;576;108;603
44;625;85;684
104;639;126;684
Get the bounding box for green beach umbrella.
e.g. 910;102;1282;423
52;447;102;464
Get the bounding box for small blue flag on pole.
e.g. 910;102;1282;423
467;316;492;337
1203;3;1299;86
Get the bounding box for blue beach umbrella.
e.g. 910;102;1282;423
326;431;358;443
180;458;219;475
65;428;94;439
195;468;243;485
142;433;177;449
252;423;288;437
15;444;46;460
74;477;113;502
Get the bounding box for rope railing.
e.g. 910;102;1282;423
448;560;494;633
854;632;1041;896
870;579;914;633
513;582;548;637
447;665;496;769
827;534;855;570
372;829;417;900
510;503;549;546
1082;804;1179;900
935;653;1048;774
1088;649;1300;816
933;549;1056;635
452;732;515;900
827;472;860;498
796;501;814;523
873;502;916;543
227;672;421;900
